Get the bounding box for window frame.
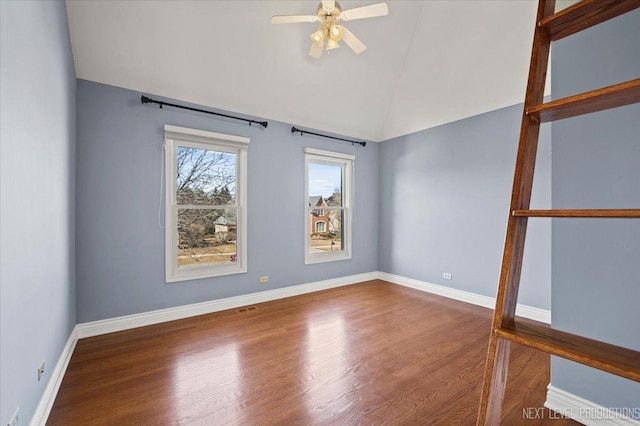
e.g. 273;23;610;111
165;125;248;282
304;147;353;264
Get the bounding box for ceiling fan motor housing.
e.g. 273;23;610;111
317;2;342;28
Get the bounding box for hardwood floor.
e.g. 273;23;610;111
47;280;578;425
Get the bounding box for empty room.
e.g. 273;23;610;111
1;0;638;425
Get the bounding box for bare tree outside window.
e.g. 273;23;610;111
326;187;343;241
176;147;238;267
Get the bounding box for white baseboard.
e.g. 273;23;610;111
77;271;378;338
30;325;78;426
546;385;640;426
377;272;551;324
76;271;549;339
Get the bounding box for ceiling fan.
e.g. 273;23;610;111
271;1;389;58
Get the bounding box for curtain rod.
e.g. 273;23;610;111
140;95;268;128
291;126;366;147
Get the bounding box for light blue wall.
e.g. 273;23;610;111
0;1;76;424
550;10;640;416
75;80;379;323
378;104;552;309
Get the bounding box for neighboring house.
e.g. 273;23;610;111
214;215;237;237
309;195;328;234
309;193;342;235
214;215;238;263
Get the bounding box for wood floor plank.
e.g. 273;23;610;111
47;280;578;425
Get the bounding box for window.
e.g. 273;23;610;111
165;125;248;282
305;148;353;264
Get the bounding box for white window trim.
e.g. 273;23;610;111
165;125;248;282
304;147;354;264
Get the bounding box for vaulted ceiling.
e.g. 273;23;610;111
66;0;551;142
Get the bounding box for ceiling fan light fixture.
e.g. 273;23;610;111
327;38;340;50
310;28;325;47
329;24;344;42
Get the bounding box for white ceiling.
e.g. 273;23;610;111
66;0;549;142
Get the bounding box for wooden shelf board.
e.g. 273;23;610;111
541;0;640;41
495;320;640;382
513;209;640;218
526;78;640;123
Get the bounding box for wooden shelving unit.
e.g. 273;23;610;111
477;1;640;424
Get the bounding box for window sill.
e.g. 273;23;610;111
305;253;352;265
166;265;247;283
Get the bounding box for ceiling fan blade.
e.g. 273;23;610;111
341;26;367;54
271;15;318;24
322;0;335;9
340;3;388;21
309;42;323;59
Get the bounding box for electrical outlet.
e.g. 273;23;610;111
38;361;45;381
259;276;269;283
443;273;452;280
8;407;19;426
